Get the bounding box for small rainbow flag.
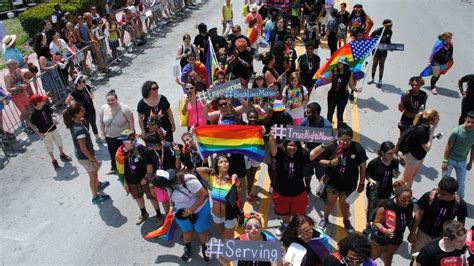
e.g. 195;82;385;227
195;125;265;162
206;37;219;86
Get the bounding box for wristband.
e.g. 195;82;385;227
442;159;448;163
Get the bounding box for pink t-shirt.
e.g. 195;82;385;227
187;100;206;127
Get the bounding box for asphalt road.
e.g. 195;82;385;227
0;0;473;265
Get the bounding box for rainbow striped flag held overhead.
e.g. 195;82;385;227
313;37;379;88
206;37;219;86
195;125;265;162
420;40;454;77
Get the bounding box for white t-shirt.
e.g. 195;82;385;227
282;86;308;121
170;174;206;213
99;103;133;138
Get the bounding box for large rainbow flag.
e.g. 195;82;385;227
313;37;379;88
195;125;265;162
420;40;454;77
206;37;219;86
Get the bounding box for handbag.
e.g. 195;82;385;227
178;95;189;127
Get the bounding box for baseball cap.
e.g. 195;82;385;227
151;169;176;188
337;56;349;65
117;129;136;141
29;94;48;104
382;19;393;26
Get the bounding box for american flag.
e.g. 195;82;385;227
349;37;380;60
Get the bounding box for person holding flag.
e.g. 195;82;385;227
368;19;393;88
420;32;454;95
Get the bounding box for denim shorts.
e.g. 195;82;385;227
175;200;213;233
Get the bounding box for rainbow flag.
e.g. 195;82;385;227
206;37;219;86
195;125;265;162
420;40;454;77
313;38;379;88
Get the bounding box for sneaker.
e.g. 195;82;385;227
377;80;383;88
60;153;72;162
106;170;118;175
367;79;375;85
201;244;210;262
96;138;104;145
343;219;355;233
431;88;438;95
318;218;328;229
136;212;149;225
52;159;61;170
97;181;110;192
92;194;111;204
275;223;287;237
182;245;192;262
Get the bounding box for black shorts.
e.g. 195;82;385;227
369;227;403;246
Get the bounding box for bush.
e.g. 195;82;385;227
19;3;78;37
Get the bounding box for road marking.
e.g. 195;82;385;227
258;168;272;229
352;101;366;232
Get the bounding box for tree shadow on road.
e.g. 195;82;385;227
97;198;128;228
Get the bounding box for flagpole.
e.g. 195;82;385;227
354;25;386;104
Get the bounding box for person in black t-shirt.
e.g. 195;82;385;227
398;76;428;136
30;94;72;170
268;134;326;236
269;16;289;48
116;130;161;225
458;74;474;125
401;109;439;187
322;233;374;266
368;19;393;88
416;220;468;266
429;32;454;95
319;126;368;233
365;141;399;229
337;3;350;47
65;75;102;145
370;186;413;266
193;23;209;63
297;41;320;96
409;177;468;256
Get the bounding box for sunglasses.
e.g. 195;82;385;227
245;224;261;230
185;86;195;91
151;86;159;91
411;83;420;87
297;228;313;238
343;257;363;264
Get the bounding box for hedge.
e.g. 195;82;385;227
18;3;78;37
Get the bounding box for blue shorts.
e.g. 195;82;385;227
175;200;212;233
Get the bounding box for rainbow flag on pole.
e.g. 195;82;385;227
206;37;219;86
313;38;379;88
195;125;265;162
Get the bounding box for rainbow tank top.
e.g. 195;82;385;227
210;177;232;203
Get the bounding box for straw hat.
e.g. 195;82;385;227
2;34;17;49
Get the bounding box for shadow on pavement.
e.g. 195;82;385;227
397;240;412;259
422;86;461;99
54;162;80;181
97;198;128;228
357;97;389;112
380;83;403;95
416;164;439;182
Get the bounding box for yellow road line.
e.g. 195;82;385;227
351;101;366;233
258;169;272;229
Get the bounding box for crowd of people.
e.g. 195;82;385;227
1;0;474;265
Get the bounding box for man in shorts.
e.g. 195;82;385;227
116;129;162;225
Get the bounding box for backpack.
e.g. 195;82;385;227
429;188;460;216
398;126;415;154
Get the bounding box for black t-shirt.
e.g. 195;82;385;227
270;29;289;47
298;53;321;88
231;50;253;80
149;142;182;171
228;34;251;52
137;96;173;141
283;230;324;266
417;240;466;266
228;153;247;179
322;255;345;266
30;105;57;133
329;70;351;97
366;157;399;199
302;0;315;15
70;86;95;115
401;90;428;124
337;11;350;26
407;125;430;160
124;145;152;184
271;145;311;196
70;122;94;160
418;191;468;237
370;27;392;44
432;45;453;65
322;141;368;192
379;198;413;240
460;74;474;100
193;33;209;62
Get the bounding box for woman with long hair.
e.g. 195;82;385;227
176;33;200;70
197;155;240;240
65;75;102;144
251;73;273;123
137;81;175;142
180;82;206;128
324;56;356;126
98;90;134;174
401;109;439;187
282;72;308;126
348;3;373;39
261;52;285;92
364;141;399;233
36;45;65;100
370;186;413;266
63;102;110;204
427;32;454;94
